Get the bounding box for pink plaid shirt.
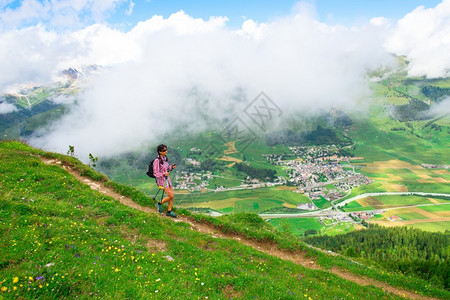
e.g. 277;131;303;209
153;156;173;187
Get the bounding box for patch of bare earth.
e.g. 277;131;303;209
41;157;438;300
223;284;242;299
146;239;167;252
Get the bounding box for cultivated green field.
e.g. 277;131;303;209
352;194;450;232
421;203;450;212
342;201;365;212
176;187;310;214
312;197;331;210
268;218;323;236
407;221;450;232
366;195;434;207
396;212;429;221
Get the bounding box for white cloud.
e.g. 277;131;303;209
131;10;229;35
126;0;134;16
428;96;450;115
69;23;140;66
0;1;448;158
0;25;84;92
51;94;77;105
0;23;139;92
28;10;394;158
370;17;391;27
0;102;17;114
0;0;50;28
385;0;450;78
237;19;267;40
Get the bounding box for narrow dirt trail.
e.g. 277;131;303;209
41;157;437;300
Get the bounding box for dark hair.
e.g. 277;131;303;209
157;144;167;153
156;144;168;163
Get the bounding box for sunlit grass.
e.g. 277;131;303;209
1;141;448;299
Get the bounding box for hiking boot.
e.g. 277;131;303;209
156;202;163;213
166;211;177;218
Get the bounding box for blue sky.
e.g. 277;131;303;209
110;0;443;29
0;0;443;30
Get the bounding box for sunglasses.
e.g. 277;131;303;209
160;149;167;152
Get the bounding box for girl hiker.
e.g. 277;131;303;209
154;144;177;218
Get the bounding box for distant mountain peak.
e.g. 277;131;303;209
61;68;82;80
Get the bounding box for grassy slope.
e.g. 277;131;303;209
0;141;393;299
1;105;68;139
352;77;450;166
1;141;449;299
350;106;449;165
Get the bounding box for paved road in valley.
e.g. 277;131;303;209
259;192;450;218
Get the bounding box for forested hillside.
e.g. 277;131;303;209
305;224;449;289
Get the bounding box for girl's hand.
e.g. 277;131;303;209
165;172;170;177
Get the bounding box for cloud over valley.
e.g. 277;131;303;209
1;1;449;158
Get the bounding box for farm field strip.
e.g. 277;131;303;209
370;217;450;227
337;192;450;207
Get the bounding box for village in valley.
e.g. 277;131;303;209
173;145;373;213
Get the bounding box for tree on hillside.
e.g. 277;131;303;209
235;163;276;181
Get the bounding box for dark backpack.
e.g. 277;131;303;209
146;157;163;178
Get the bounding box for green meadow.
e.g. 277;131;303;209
342;201;365;212
268;218;356;237
421;204;450;212
177;187;310;214
350;115;449;166
14;87;52;108
396;212;429;221
268;218;323;237
372;195;435;207
350;194;448;210
4;141;450;298
312;197;331;210
350;77;450;167
407;221;450;232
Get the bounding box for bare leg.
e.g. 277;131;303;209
161;186;174;211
